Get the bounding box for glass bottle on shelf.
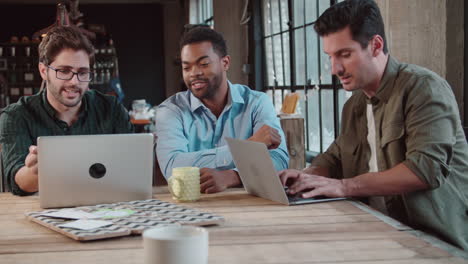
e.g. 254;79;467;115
108;38;115;55
24;62;34;83
105;68;110;83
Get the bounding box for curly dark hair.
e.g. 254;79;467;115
38;26;95;65
314;0;388;54
179;25;228;57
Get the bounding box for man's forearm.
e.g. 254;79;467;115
158;145;234;178
14;166;38;193
342;163;430;197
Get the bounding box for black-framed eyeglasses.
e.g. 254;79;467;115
46;65;94;82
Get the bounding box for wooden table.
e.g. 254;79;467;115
0;188;466;264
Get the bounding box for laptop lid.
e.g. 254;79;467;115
226;137;346;205
38;133;153;208
226;137;290;205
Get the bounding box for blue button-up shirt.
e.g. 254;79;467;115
155;81;289;178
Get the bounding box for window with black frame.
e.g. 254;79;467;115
261;0;350;156
189;0;214;26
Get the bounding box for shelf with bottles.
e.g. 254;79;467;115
0;42;41;104
89;38;119;95
0;42;39;58
0;43;40;74
0;36;121;104
7;85;42;102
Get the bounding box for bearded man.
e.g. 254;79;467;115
155;26;289;194
0;26;133;195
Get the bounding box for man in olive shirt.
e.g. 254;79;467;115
280;0;468;250
0;26;133;196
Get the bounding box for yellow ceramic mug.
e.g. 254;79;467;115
168;167;200;202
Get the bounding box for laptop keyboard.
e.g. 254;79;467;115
287;194;303;203
284;187;328;202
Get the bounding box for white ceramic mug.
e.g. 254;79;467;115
168;167;200;202
143;226;208;264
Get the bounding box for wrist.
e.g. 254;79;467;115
15;166;39;193
342;177;359;197
226;170;241;187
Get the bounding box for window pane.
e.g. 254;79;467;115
273;34;285;86
305;0;318;24
306;88;320;152
271;0;281;34
272;33;291;86
319;0;330;16
338;88;352;131
264;37;275;86
279;0;289;31
295;90;306;117
207;0;213;25
306;25;319;86
190;0;213;25
266;89;284;114
266;89;281;114
321;89;335;150
293;0;304;27
266;89;273;102
282;32;291;86
319;38;332;84
294;28;305;85
263;0;271;36
203;0;208;22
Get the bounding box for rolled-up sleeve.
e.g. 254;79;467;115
311;136;344;178
252;93;289;171
310;99;356;178
402;77;460;189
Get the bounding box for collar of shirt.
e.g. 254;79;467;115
373;56;401;105
189;80;245;113
357;56;400;115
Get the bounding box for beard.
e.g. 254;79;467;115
47;80;85;108
187;73;223;101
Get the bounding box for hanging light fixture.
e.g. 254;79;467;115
32;1;95;41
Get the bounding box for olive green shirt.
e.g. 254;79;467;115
0;89;134;196
312;56;468;250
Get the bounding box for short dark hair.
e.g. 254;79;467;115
314;0;388;54
38;26;95;65
179;25;228;57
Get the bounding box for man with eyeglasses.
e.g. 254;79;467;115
0;26;133;196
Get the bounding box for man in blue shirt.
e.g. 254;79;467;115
155;26;289;194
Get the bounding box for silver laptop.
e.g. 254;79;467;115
38;133;153;208
226;137;346;205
